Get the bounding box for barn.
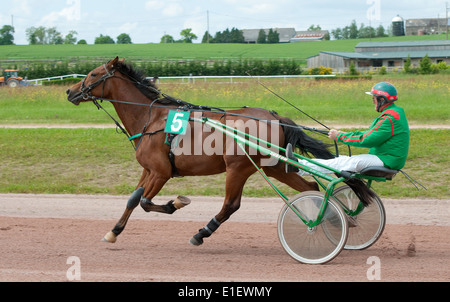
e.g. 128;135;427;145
241;28;296;43
307;40;450;73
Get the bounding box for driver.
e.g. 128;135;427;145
289;82;410;175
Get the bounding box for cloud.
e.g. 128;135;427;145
119;22;138;34
238;3;276;15
145;0;165;11
162;3;184;17
41;0;81;26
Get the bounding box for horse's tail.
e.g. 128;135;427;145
277;116;375;207
278;116;334;160
343;178;376;207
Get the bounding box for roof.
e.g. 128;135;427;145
320;50;450;59
290;30;328;42
241;28;296;43
355;40;450;49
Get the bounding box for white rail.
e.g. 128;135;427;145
27;74;87;85
28;74;335;85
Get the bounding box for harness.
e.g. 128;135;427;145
78;64;336;178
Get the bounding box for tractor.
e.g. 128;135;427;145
0;69;24;87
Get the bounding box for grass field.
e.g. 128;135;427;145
0;73;448;199
0;34;447;64
0;74;448;125
0;127;447;199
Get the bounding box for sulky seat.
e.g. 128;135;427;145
359;166;399;180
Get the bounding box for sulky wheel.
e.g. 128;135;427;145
277;191;348;264
332;185;386;250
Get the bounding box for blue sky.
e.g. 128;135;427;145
1;0;448;45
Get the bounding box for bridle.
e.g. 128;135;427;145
80;64;117;101
79;64;165;150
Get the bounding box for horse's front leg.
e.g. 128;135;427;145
102;186;145;243
139;172;191;213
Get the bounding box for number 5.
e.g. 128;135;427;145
171;112;184;132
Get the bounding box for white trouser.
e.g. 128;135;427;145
296;154;384;176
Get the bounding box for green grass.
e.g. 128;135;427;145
1;74;448;125
0;70;448;199
0;34;446;63
0;128;447;199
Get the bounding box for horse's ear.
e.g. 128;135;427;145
109;56;119;68
119;58;125;63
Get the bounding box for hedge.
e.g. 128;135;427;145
20;59;304;79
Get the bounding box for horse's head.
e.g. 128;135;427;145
66;57;121;105
67;56;161;106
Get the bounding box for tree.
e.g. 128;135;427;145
376;25;387;37
201;31;213;43
308;25;322;31
95;34;115;44
64;31;78;44
180;28;197;43
26;26;46;44
230;27;245;43
0;25;15;45
358;23;375;39
117;33;132;44
331;28;343;40
77;39;87;44
26;26;63;44
47;27;63;44
403;55;412;73
257;29;266;44
419;54;432;74
267;29;279;43
160;34;174;43
347;20;359;39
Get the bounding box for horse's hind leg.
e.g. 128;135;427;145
263;163;320;192
189;166;252;246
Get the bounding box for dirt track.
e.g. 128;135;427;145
0;193;448;282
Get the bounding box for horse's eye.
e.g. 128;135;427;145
91;73;97;78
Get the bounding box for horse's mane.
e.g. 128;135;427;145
115;61;201;109
115;61;160;100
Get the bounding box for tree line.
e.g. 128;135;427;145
0;21;397;46
331;20;388;40
0;25;133;45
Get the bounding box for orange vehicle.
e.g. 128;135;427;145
0;69;24;87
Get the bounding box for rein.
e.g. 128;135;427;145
80;64;331;152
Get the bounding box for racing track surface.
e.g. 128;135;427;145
0;194;449;282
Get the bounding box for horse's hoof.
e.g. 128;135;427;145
189;236;203;246
174;196;191;209
101;231;117;243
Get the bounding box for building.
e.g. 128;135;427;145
392;15;405;36
405;18;448;36
241;28;296;43
290;30;329;42
241;28;329;43
307;40;450;73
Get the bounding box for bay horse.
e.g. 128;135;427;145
66;57;373;246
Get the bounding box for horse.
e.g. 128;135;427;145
66;57;374;246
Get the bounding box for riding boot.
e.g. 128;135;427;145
285;143;300;173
